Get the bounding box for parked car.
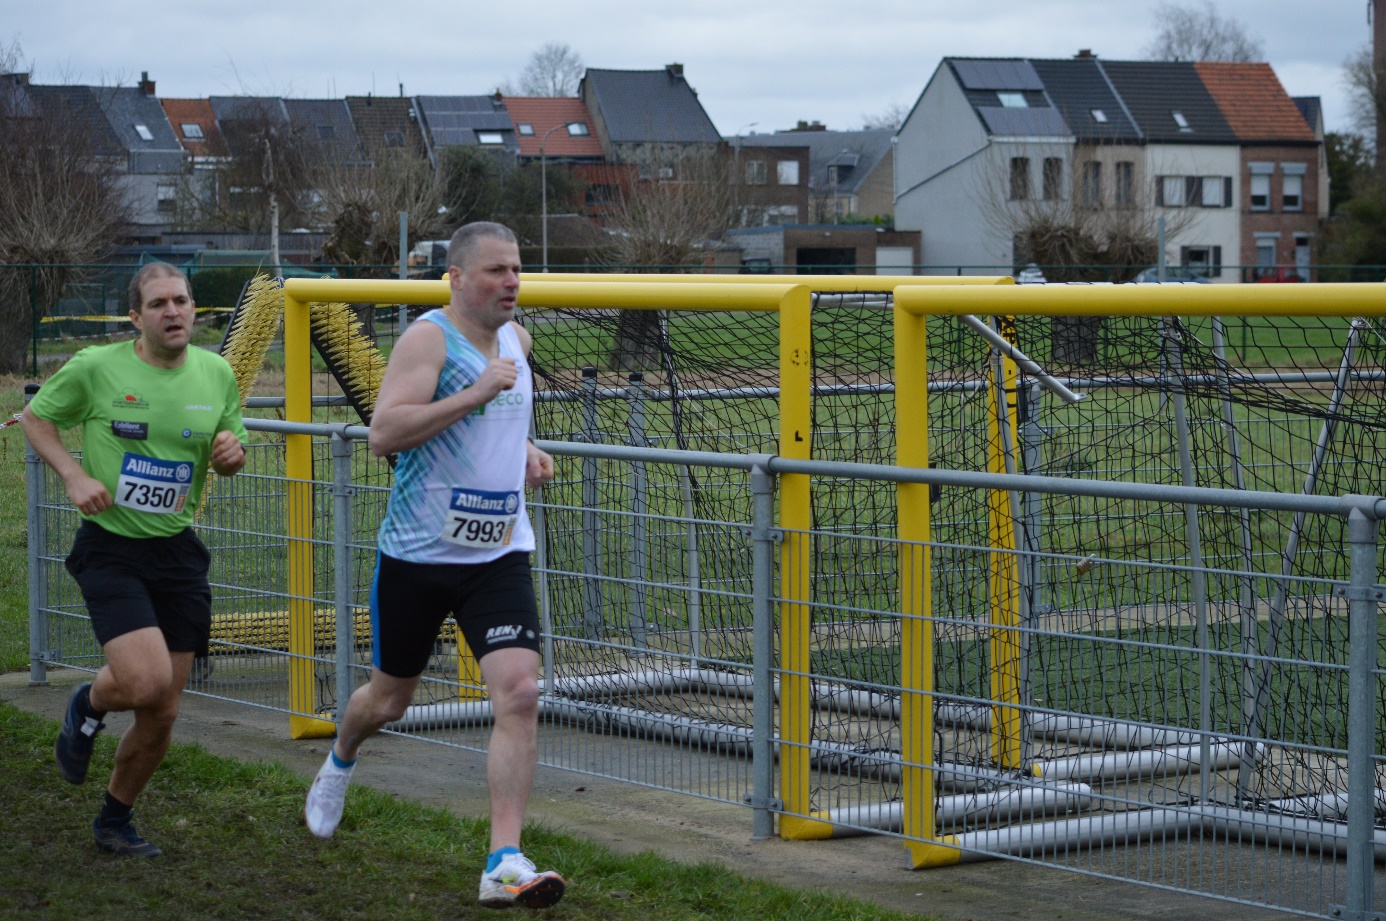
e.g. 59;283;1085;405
1014;263;1046;284
1254;266;1305;283
1132;266;1211;284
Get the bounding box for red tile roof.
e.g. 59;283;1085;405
503;97;604;157
160;98;228;158
1193;62;1315;143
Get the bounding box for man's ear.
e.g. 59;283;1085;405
128;309;142;333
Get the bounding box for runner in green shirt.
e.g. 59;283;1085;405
20;261;248;858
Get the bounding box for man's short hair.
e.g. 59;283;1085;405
128;262;192;313
446;222;518;272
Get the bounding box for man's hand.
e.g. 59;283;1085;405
526;441;555;489
65;472;112;517
472;357;518;404
210;431;247;477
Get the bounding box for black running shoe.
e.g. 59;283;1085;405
55;683;104;785
93;819;162;858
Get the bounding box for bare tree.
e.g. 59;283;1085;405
860;103;909;131
602;146;740;370
975;145;1194;363
1143;1;1264;62
0;56;130;374
507;42;584;97
1343;44;1380;157
318;146;447;274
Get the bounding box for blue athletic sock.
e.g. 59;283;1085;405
78;684;106;720
329;748;356;771
487;846;521;873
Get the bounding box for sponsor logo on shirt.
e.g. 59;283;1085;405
111;420;148;440
112;389;149;410
184;404;215;411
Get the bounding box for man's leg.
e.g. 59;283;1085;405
89;626;190;805
476;645;564;908
305;668;421;838
479;646;541;852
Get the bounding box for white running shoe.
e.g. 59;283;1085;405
478;851;566;909
304;752;354;838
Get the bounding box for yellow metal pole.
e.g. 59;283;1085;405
986;316;1023;771
284;291;336;739
774;285;825;840
894;291;961;867
523;273;1010;291
894;281;1386;317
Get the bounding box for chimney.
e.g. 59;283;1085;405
139;71;156;96
1075;49;1094;59
665;63;684;79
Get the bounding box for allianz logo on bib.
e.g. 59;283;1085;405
122;455;193;483
485;624;523;644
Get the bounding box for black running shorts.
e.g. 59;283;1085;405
64;520;213;655
370;551;541;679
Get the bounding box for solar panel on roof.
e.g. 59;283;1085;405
953;59;1044;92
977;107;1069;137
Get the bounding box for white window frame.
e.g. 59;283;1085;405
517;123;534;136
180;123;204;140
997;92;1027;108
134;123;154;141
745;160;767;185
477;132;504;145
777;160;799;185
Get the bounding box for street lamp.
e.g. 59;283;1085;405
732;121;757;180
541;122;578;273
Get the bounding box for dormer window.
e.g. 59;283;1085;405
317;125;336;140
1171;111;1192;132
517;123;535;136
180;123;204;140
566;122;589;136
1091;109;1108;123
134;124;154;141
477;132;503;144
997;92;1027;108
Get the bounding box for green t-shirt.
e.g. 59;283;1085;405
30;341;249;538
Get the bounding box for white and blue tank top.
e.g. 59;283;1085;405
377;310;536;564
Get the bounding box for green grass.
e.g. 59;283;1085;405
0;704;921;921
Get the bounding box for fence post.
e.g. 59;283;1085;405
25;383;48;686
749;461;777;839
580;367;603;639
30;266;39;379
331;432;355;722
627;372;649;652
1342;506;1379;921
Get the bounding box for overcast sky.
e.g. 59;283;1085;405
7;1;1368;136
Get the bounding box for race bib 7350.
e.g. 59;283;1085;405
114;453;193;514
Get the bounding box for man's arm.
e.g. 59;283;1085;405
367;321;517;457
18;407;112;515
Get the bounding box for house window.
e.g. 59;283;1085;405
156;183;176;214
477;132;504;144
1255;235;1277;274
1081;161;1102;206
1249;162;1273;211
1010;157;1030;200
1115;161;1134;206
777;160;799;185
566;122;589;136
180;123;204;140
134;123;154;141
1158;175;1186;207
1043;157;1063;201
1282;165;1305;211
383;131;405;147
584;184;616;205
517;123;534;136
317;125;335;140
1091;109;1108;124
1201;176;1224;208
658;166;675;180
745;160;767;185
997;92;1027;108
1171;111;1191;132
1180;245;1222;278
